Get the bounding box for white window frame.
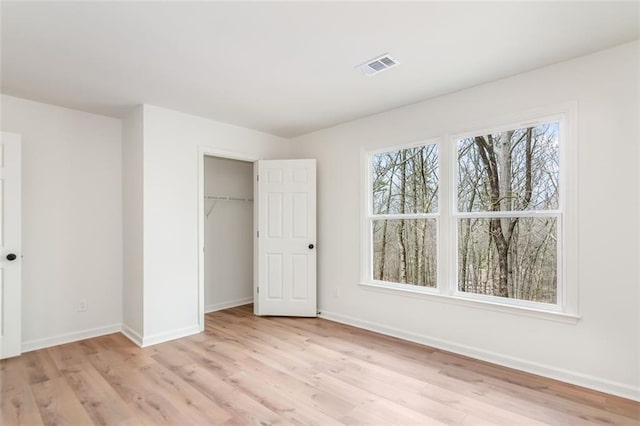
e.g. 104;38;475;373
360;103;579;323
363;138;443;294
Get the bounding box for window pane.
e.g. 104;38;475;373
457;217;557;303
373;219;436;287
457;123;559;212
372;145;438;215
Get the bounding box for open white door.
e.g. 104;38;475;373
1;132;22;359
255;159;316;317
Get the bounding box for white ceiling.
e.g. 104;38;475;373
2;1;639;138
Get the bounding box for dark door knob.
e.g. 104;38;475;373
308;244;314;249
6;253;17;261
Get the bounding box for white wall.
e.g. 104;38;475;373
122;106;144;342
140;105;289;345
204;156;254;312
289;41;640;400
1;95;123;350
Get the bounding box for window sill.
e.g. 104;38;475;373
359;281;580;324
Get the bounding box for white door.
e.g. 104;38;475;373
1;132;22;359
255;159;316;317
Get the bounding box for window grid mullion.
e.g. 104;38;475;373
453;211;561;219
370;213;440;220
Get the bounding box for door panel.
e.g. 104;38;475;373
267;193;283;238
1;132;22;359
292;193;308;238
291;255;308;300
267;254;283;299
256;159;316;317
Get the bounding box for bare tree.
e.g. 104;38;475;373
458;123;559;303
372;145;439;287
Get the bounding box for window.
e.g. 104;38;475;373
455;122;560;307
370;144;439;288
363;107;577;319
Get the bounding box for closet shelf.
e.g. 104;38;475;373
205;195;253;202
205;195;253;218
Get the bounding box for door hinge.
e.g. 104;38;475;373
257;286;260;294
257;174;259;182
257;230;259;238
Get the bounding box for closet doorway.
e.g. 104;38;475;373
197;148;317;330
200;152;257;323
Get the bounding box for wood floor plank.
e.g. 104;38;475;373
238;356;354;420
311;354;517;425
62;362;138;426
226;367;344;425
173;362;290;425
2;303;638;425
1;383;45;426
46;341;94;373
1;356;28;394
20;350;61;386
138;361;235;423
31;376;95;425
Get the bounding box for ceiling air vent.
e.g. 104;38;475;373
355;54;400;76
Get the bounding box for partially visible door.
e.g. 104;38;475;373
1;132;22;359
256;159;316;317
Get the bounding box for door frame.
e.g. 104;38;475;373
197;146;259;331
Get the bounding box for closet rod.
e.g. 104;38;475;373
205;195;253;218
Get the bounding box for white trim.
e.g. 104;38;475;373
121;324;144;347
318;310;639;402
253;163;259;315
21;323;122;353
454;211;561;219
440;135;452;296
371;213;440;220
205;297;253;314
365;279;439;295
360;148;369;287
141;324;201;347
561;102;579;316
27;322;209;350
451;286;563;312
197;146;259;332
447;104;573;142
367;137;441;156
359;281;578;323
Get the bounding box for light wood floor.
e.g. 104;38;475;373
2;305;639;425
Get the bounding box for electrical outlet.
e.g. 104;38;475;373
78;298;87;312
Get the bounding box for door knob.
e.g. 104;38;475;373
308;244;314;249
6;253;17;261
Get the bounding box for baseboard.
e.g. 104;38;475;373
120;324;144;347
22;323;122;353
205;297;253;313
20;323;197;351
141;324;201;347
319;310;640;402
